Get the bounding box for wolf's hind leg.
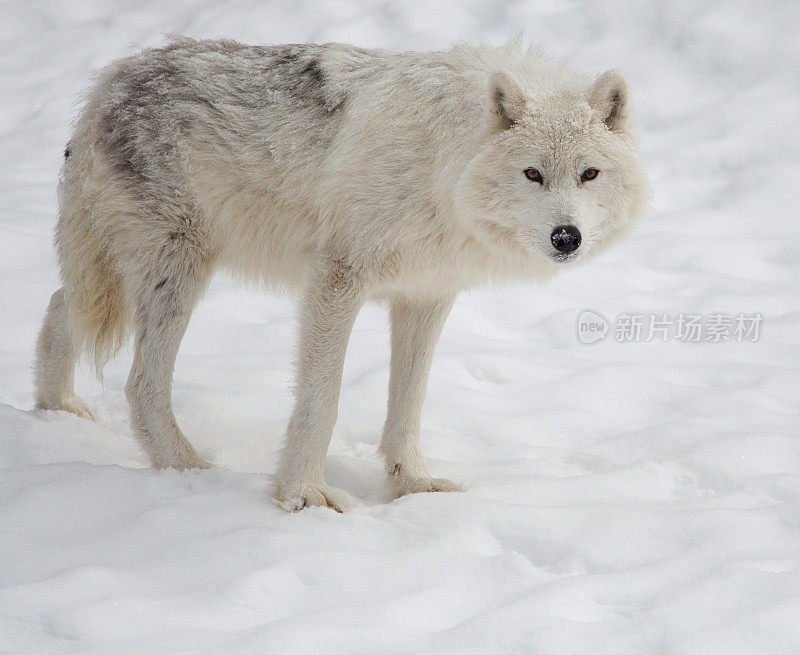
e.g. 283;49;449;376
380;294;463;498
124;244;211;470
35;287;96;420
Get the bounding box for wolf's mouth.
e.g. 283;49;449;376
549;250;580;263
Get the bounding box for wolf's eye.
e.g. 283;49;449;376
524;168;543;184
581;168;599;182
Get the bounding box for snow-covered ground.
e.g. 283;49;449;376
2;1;799;652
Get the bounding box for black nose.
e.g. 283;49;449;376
551;225;582;254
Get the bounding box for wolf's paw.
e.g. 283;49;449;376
152;448;211;471
393;475;464;498
37;394;97;421
171;455;212;471
274;481;343;513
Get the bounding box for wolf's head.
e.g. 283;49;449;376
455;68;650;275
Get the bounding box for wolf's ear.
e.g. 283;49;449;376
589;69;632;133
488;70;527;131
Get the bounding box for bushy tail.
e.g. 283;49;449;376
56;221;129;377
65;253;128;376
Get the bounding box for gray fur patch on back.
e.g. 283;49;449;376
268;45;347;112
98;58;188;187
93;38;350;209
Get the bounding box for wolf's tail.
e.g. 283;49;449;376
55;200;129;376
64;251;128;376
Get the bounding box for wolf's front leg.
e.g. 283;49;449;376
274;259;366;512
380;294;463;498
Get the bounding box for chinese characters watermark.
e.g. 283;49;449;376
577;310;763;344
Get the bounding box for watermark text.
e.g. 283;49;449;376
577;310;763;344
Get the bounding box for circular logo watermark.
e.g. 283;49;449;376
576;309;609;344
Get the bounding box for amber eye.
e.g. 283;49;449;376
524;168;543;184
581;168;599;182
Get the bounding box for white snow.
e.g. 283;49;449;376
2;1;799;653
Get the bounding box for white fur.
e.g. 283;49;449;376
34;39;650;511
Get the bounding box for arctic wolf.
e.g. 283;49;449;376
35;38;650;511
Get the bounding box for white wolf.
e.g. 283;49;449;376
34;38;650;511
